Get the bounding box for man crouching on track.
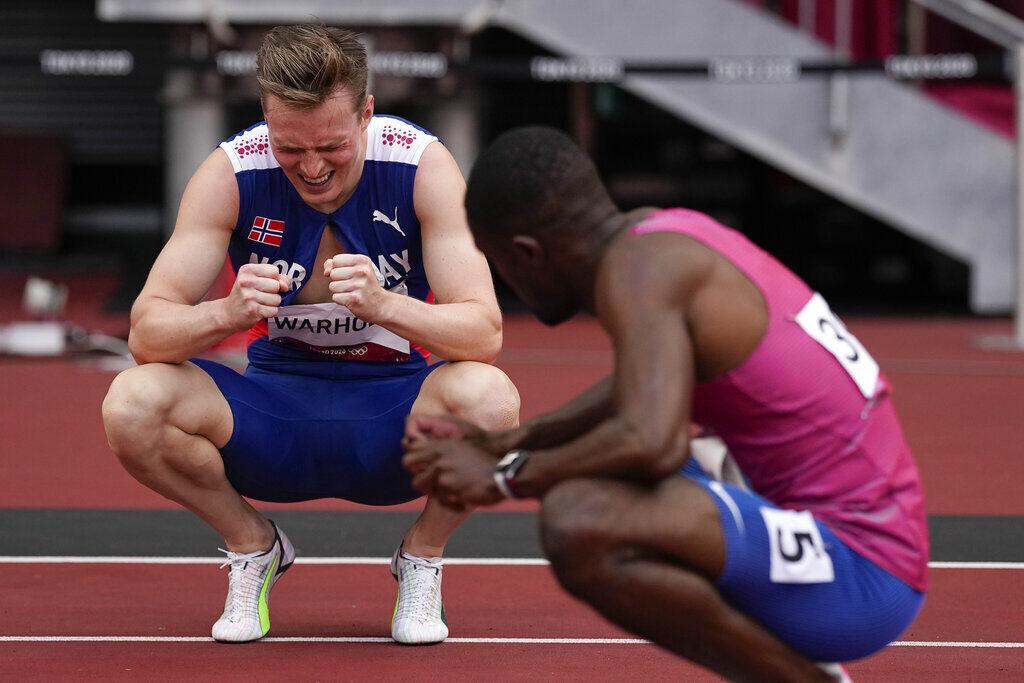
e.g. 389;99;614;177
101;24;519;645
402;126;928;680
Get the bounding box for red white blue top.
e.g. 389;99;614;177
218;115;438;374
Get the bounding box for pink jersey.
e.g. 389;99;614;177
633;208;929;591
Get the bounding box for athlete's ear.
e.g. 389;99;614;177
511;235;545;265
360;95;374;129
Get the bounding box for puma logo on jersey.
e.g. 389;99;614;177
372;207;405;236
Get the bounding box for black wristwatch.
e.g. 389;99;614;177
493;449;531;499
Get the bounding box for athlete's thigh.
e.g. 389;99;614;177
686;469;924;662
113;360;233;446
410;360;518;424
543;474;727;580
193;359;438;504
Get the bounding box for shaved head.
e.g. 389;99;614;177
464;126;624;326
465;126;616;242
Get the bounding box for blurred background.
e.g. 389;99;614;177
2;0;1023;329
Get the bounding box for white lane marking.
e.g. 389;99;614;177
0;556;547;565
927;562;1024;569
890;641;1024;648
0;557;1021;569
0;636;1020;648
0;636;641;644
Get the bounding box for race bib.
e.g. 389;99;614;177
760;507;835;584
267;284;411;361
794;293;879;399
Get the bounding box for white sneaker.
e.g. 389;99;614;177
390;547;448;644
818;663;852;682
212;522;295;643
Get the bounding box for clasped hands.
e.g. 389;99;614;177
402;414;509;510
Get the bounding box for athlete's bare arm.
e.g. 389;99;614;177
493;236;706;495
490;376;615;452
404;236;714;503
405;375;613;456
325;142;502;363
129;150;289;364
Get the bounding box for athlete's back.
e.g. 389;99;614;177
633;208;929;591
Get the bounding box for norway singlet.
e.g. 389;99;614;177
191;115;443;505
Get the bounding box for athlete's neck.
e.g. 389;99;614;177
571;206;661;315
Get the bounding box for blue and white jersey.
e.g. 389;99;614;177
218;115;438;372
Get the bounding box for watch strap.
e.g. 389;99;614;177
493;449;530;499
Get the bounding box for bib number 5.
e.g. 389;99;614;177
760;507;835;584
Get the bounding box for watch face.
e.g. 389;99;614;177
505;450;530;480
495;450;530;500
497;450;521;469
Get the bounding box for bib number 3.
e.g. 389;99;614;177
760;507;835;584
795;293;880;399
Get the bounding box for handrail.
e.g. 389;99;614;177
911;0;1024;51
912;0;1024;345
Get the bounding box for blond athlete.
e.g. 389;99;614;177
102;25;519;644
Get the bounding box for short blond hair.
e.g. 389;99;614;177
256;24;368;109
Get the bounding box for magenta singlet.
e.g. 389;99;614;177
633;208;929;591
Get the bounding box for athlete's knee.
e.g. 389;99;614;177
432;362;520;429
539;479;624;596
102;364;183;454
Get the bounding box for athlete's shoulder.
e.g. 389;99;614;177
633;207;724;235
598;220;716;311
366;115;438;166
219;122;279;174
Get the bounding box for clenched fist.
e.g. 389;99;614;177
224;262;291;330
323;253;389;321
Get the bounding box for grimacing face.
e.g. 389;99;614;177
476;232;580;326
264;88;373;214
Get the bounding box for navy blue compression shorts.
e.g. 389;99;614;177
680;459;925;662
192;357;442;505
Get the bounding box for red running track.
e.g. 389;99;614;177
0;563;1021;681
2;316;1023;514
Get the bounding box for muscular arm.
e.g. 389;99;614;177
487;376;614;453
369;142;502;362
506;237;709;497
129;150;285;364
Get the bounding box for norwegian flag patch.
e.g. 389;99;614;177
249;216;285;246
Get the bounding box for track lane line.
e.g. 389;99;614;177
0;636;1020;647
0;557;1021;569
0;556;547;565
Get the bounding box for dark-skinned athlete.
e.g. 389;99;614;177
402;126;927;682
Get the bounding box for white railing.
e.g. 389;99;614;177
912;0;1024;346
787;0;1024;343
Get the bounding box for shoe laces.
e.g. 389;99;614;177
396;556;442;622
218;547;270;623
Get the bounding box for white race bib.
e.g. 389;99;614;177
760;507;835;584
794;293;879;399
267;284;411;360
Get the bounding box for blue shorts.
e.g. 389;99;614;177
192;357;441;505
681;459;925;662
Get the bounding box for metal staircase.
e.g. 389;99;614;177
492;0;1016;313
97;0;1020;313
